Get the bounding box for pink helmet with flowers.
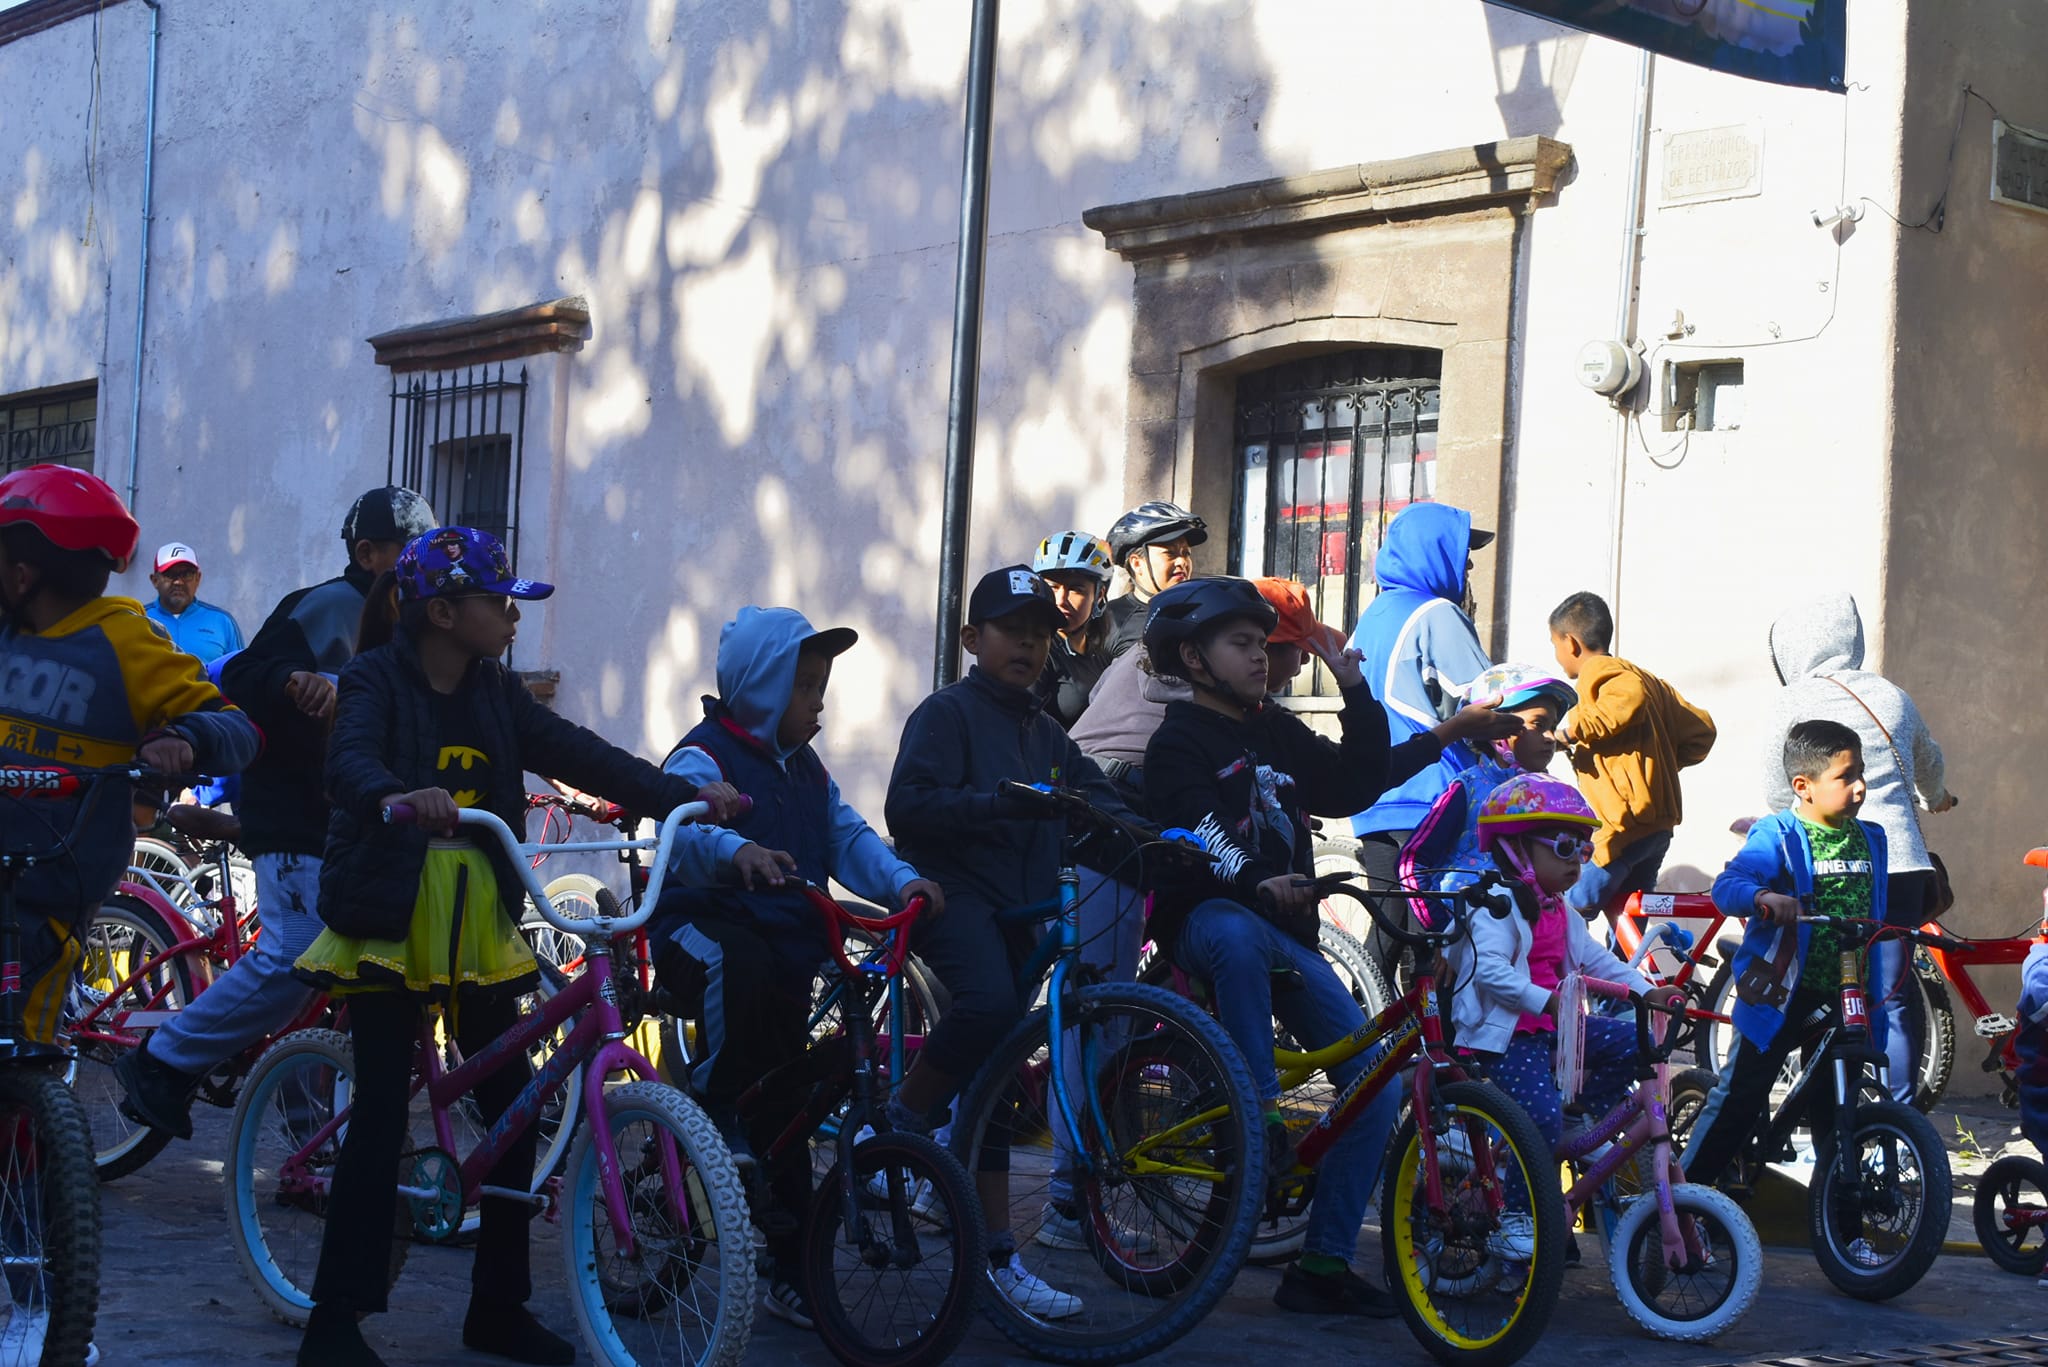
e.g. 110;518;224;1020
1475;773;1599;854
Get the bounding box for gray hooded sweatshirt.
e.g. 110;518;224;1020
1764;593;1950;872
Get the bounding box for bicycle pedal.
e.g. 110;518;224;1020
1976;1013;2018;1039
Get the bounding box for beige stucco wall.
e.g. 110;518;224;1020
1884;1;2048;974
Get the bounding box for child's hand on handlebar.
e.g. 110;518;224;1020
1643;984;1686;1012
897;877;946;918
385;787;460;833
285;671;337;721
733;842;797;890
693;782;747;823
1753;890;1801;927
1256;874;1315;916
137;732;194;776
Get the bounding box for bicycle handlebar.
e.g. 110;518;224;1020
995;780;1213;871
1790;914;1968;953
0;764;176;798
1578;976;1687;1064
1309;869;1516;948
381;800;724;936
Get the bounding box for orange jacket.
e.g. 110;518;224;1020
1563;654;1716;861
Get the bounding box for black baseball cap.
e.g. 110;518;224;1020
1469;527;1496;550
341;486;438;545
967;565;1064;630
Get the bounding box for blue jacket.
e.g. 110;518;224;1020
1711;807;1891;1051
2016;942;2048;1151
661;607;916;906
1346;503;1491;835
145;598;245;664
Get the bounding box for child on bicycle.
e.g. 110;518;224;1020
1141;576;1410;1317
884;564;1134;1320
291;527;742;1367
0;465;259;1363
646;604;944;1330
1549;590;1717;912
1416;663;1576;896
0;465;260;1044
1681;718;1893;1191
1444;774;1675;1258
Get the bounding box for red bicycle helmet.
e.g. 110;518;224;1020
0;465;142;570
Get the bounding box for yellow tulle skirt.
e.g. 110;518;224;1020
296;841;539;1002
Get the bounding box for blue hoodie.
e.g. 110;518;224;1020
663;606;916;903
1347;503;1492;836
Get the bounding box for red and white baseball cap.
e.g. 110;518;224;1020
153;542;200;573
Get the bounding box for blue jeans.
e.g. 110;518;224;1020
1880;869;1934;1103
1176;898;1396;1263
149;851;324;1076
1050;872;1147;1207
1567;831;1673;913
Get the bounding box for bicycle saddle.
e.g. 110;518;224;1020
166;803;242;843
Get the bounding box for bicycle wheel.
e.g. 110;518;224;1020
1974;1154;2048;1275
1693;962;1738;1075
528;873;607;976
950;982;1263;1365
560;1079;754;1367
1312;837;1367;940
1381;1078;1565;1367
129;837;199;906
0;1068;100;1367
1807;1099;1951;1300
224;1028;408;1325
805;1131;982;1367
1608;1183;1761;1341
68;892;201;1181
1905;961;1954;1110
1317;922;1393;1022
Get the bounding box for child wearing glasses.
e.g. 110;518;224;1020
1442;773;1678;1157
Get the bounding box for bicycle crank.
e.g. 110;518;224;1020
400;1146;465;1242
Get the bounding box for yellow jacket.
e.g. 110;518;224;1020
1563;654;1716;862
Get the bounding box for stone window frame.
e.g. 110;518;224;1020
1084;137;1571;659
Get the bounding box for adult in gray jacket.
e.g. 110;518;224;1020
1763;592;1956;1102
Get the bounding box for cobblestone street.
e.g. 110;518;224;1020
88;1097;2048;1366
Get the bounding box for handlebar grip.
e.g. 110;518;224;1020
382;803;417;825
730;794;753;818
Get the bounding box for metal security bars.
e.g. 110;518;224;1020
1;383;97;476
1229;348;1443;696
387;364;528;562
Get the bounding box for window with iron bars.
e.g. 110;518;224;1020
1229;347;1443;698
387;364;528;563
1;382;97;476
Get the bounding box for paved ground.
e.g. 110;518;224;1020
92;1097;2047;1366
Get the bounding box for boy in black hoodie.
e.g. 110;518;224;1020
884;565;1134;1321
1142;576;1404;1319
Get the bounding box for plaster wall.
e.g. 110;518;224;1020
0;0;1921;868
1884;3;2048;967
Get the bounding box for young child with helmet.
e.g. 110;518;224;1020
1031;530;1116;729
0;464;261;1363
1100;500;1206;662
1140;575;1415;1317
1444;774;1679;1164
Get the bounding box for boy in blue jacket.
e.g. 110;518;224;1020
1683;719;1892;1188
648;605;943;1330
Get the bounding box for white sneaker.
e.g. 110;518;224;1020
0;1306;43;1364
1847;1237;1885;1268
1486;1214;1537;1262
866;1170;939;1216
1034;1201;1158;1254
992;1253;1084;1319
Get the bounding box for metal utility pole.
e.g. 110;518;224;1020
931;0;1001;688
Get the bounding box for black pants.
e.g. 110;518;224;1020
1685;987;1839;1187
312;990;537;1313
913;894;1033;1082
1356;830;1414;978
650;902;814;1266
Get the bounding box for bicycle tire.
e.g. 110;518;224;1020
1974;1154;2048;1275
561;1079;754;1367
1380;1078;1565;1367
805;1131;983;1367
1907;962;1954;1110
224;1028;408;1325
0;1067;100;1366
950;981;1263;1365
1311;837;1368;942
1317;921;1393;1022
1608;1183;1762;1341
1693;961;1737;1075
1807;1099;1951;1300
70;891;201;1181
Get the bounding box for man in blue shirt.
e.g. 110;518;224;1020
143;541;244;664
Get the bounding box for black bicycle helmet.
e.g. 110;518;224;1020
341;486;438;545
1106;500;1208;566
1142;576;1278;673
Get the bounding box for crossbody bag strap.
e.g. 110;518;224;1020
1824;674;1924;839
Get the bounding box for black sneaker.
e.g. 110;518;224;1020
1564;1234;1582;1269
764;1278;815;1330
115;1045;197;1141
1273;1262;1400;1318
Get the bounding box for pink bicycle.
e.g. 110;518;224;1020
222;800;757;1367
1554;979;1762;1342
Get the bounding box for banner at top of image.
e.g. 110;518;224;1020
1488;0;1846;91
